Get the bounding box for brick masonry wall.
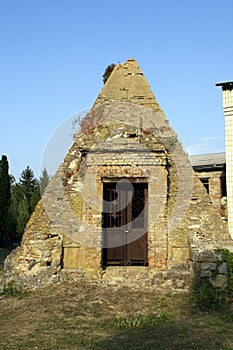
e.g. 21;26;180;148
195;170;226;213
2;110;232;290
1;59;233;291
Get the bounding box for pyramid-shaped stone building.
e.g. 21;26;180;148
2;59;232;290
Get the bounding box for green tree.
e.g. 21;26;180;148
16;199;31;237
0;155;11;244
9;166;41;239
7;182;23;239
19;166;40;214
5;200;17;240
39;168;50;195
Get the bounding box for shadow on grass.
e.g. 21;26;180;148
1;282;233;350
94;320;232;350
4;320;230;350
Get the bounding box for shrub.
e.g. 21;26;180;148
216;249;233;298
1;280;24;297
192;278;227;311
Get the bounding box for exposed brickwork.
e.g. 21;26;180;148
195;169;226;213
1;59;232;291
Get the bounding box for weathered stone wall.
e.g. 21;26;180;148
2;116;231;290
3;199;62;288
95;58;161;111
195;251;228;288
1;58;232;291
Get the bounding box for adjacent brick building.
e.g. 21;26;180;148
190;152;227;219
216;82;233;239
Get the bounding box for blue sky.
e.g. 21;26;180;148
1;0;232;179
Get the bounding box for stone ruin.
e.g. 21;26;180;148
1;58;233;291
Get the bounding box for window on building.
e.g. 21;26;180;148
200;178;209;194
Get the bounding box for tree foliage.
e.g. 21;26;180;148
1;165;42;244
39;168;50;195
0;155;11;243
11;166;41;238
0;160;51;246
102;64;115;84
18;166;41;214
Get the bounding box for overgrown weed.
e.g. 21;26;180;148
1;279;25;298
112;311;173;329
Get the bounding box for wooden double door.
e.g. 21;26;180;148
102;181;148;267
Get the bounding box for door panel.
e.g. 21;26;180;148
102;181;148;267
104;230;126;264
102;183;126;265
127;233;148;265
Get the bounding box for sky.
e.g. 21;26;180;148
1;0;233;180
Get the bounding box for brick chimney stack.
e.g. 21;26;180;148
216;81;233;239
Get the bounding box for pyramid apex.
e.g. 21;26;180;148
124;58;141;72
94;59;162;112
126;57;137;63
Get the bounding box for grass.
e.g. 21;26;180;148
0;281;233;349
